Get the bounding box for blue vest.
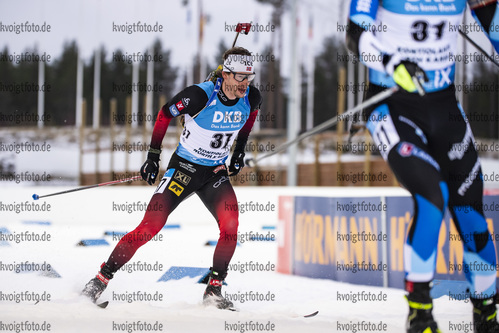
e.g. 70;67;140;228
175;80;251;166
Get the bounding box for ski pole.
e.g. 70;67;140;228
459;28;499;69
245;86;399;167
32;175;143;200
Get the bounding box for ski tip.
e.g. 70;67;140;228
32;194;39;200
304;311;319;318
97;301;109;309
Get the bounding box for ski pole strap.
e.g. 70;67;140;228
207;77;222;107
191;77;223;120
148;147;161;155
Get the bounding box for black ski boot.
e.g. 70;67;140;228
203;269;234;310
81;262;114;303
471;296;499;332
405;280;441;333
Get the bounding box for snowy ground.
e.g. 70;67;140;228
0;186;477;333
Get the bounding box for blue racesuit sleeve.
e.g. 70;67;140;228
346;0;387;72
346;0;378;56
469;0;499;53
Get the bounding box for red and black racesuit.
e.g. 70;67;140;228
105;81;261;276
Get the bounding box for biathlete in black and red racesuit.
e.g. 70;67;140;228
82;46;262;310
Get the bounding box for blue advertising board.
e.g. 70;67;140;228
293;196;385;286
290;195;499;292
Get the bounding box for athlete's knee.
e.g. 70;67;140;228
451;203;491;253
138;201;170;233
220;217;238;234
218;217;239;243
408;182;448;220
426;181;448;213
217;202;239;232
126;216;167;246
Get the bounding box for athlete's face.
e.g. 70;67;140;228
222;70;253;99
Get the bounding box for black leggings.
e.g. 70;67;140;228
105;153;239;276
364;85;496;297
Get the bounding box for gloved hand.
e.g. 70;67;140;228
384;55;429;95
140;150;160;185
228;151;245;176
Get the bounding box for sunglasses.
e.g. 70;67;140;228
224;65;256;82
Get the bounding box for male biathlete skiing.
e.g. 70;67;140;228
82;46;262;310
346;0;499;332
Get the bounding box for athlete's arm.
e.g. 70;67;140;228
469;0;499;53
346;0;387;72
149;85;208;150
346;0;428;93
141;85;208;184
227;86;261;176
232;86;262;153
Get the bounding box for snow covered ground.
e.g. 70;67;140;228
0;186;478;333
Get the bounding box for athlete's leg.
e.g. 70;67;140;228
105;176;184;272
105;155;203;273
82;155;199;302
196;171;238;275
445;103;498;331
367;101;447;284
366;89;447;332
195;169;238;309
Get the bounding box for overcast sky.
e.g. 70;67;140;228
0;0;343;76
1;0;495;85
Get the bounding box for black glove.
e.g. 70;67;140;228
228;151;245;176
140;150;160;185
